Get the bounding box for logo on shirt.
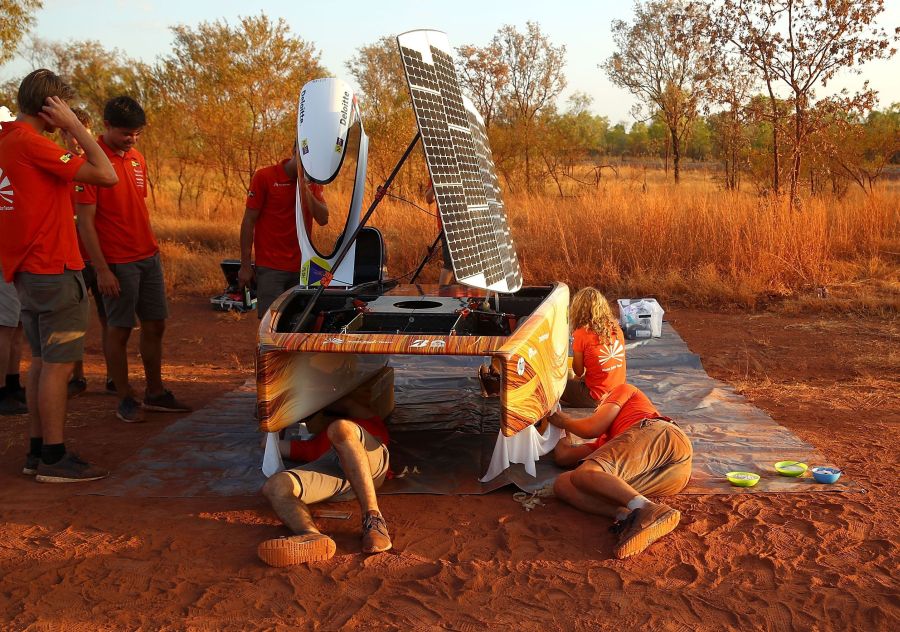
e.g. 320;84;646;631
599;339;625;368
74;184;85;193
60;153;73;163
0;168;13;208
247;190;256;198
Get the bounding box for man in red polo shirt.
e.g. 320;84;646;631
549;383;693;559
238;147;329;317
76;96;189;423
0;69;117;482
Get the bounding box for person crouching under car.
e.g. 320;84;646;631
258;394;391;566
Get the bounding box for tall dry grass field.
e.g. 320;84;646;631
150;169;899;312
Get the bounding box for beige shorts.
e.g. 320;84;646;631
285;423;389;505
586;418;693;497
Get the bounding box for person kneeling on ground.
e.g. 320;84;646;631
258;396;392;567
548;383;693;559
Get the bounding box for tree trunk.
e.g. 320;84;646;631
790;100;803;208
765;77;780;195
670;126;681;184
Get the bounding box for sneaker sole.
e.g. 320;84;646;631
362;540;393;554
142;404;191;413
614;509;681;559
257;535;336;567
22;467;37;476
35;473;108;483
116;411;145;423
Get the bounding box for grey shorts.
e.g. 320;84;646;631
285;424;389;505
0;272;20;328
256;266;298;318
103;252;169;328
81;262;107;321
15;270;89;363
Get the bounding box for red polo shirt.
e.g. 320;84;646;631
0;121;86;281
588;384;661;449
246;159;325;271
75;136;158;264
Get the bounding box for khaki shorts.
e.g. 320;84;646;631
0;271;20;328
586;418;693;497
256;266;298;318
103;253;169;328
285;424;389;505
15;270;89;363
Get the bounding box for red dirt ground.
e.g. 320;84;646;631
0;300;897;631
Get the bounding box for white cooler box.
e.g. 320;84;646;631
617;298;664;339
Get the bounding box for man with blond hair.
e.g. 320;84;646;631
0;69;117;482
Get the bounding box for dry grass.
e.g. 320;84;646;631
148;167;899;312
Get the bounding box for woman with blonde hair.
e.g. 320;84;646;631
562;287;627;408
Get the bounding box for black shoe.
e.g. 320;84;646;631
67;377;87;399
23;453;39;476
35;452;108;483
0;395;27;416
11;387;26;405
143;389;191;413
117;396;145;423
105;379;117;395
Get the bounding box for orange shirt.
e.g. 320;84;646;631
589;384;660;449
573;324;627;400
246;159;325;271
0;121;86;281
75;136;157;264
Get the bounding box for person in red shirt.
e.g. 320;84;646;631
238;147;329;317
0;69;117;482
60;107;111;398
258;395;392;567
76;96;190;423
563;287;627;407
549;383;693;559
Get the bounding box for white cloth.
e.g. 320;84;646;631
479;423;563;482
262;432;285;478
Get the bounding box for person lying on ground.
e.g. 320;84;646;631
549;383;692;558
258;395;392;567
561;287;626;408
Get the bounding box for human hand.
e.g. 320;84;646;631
238;264;255;289
548;411;568;429
39;96;80;132
97;268;121;297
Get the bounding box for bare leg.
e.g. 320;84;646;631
72;360;84;380
258;472;336;567
106;325;133;399
98;315;110;382
0;325;13;386
139;319;165;396
261;473;320;535
27;357;41;440
570;461;643;507
33;360;73;445
327;419;380;514
554;471;625;519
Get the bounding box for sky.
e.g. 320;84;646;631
3;0;899;125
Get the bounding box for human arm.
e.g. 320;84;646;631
40;96;116;187
238;208;260;289
304;181;329;226
572;350;585;379
548;402;621;440
76;202;119;297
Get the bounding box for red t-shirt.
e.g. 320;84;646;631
289;415;389;463
0;121;86;281
588;384;660;449
75;136;157;264
246;159;325;272
573;324;627;400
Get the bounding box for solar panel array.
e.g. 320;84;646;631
397;30;523;293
